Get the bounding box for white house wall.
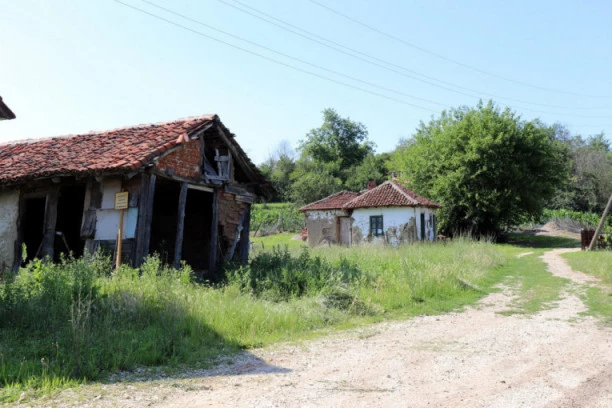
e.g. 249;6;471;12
351;206;437;245
93;178;137;240
0;189;20;270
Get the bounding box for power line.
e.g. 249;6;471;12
217;0;612;117
138;0;445;108
112;0;440;113
307;0;612;99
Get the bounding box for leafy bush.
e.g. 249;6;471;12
226;246;365;301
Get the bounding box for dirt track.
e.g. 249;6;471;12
35;248;612;407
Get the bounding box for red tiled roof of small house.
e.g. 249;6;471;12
298;191;361;212
343;180;441;209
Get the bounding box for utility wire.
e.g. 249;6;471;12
138;0;445;108
218;0;612;117
113;0;440;113
307;0;611;99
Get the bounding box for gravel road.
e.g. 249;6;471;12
29;248;612;408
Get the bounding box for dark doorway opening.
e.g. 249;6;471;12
182;188;213;273
55;185;86;261
150;179;180;265
21;197;46;264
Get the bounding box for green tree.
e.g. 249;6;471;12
297;108;374;174
389;101;569;236
548;127;612;213
290;108;376;202
259;140;296;202
289;159;343;204
344;153;390;191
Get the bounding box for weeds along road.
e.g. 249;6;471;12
37;248;612;408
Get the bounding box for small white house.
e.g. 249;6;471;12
299;180;441;247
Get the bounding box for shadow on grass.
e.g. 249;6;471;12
504;232;580;249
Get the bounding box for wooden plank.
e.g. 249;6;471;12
208;188;219;274
225;207;248;262
12;191;25;272
134;173;149;265
238;204;251;264
173;182;188;269
39;187;59;260
142;174;156;260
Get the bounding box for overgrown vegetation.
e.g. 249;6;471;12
251;202;303;235
1;239;510;402
541;209;611;230
388;100;569;236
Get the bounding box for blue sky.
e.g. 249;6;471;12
2;0;612;164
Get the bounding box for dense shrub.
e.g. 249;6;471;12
226;246;365;301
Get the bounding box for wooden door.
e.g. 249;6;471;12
339;217;351;245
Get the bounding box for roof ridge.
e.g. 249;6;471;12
299;190;354;211
0;114;218;147
388;180;418;205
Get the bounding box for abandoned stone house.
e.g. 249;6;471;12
299;180;441;247
0;114;271;276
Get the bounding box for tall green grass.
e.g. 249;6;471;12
1;239;509;402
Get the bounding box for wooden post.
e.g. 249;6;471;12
208;188;219;275
116;208;124;269
173;182;188;269
40;187;59;260
588;193;612;251
114;190;129;269
238;204;251;264
135;173;156;265
142;174;156;260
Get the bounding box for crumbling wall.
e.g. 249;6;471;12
351;207;437;246
0;189;20;271
156;139;202;178
218;191;248;249
304;210;344;247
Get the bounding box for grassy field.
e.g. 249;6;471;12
0;233;586;403
562;251;612;323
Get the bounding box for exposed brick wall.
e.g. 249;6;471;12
218;192;248;242
156;139;201;178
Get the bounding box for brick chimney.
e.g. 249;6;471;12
367;179;376;190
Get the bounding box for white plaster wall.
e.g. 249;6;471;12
100;179;122;209
94;178;137;240
0;189;20;269
304;209;345;246
94;208;138;240
352;206;437;245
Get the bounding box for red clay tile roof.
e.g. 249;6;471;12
0;114;264;186
299;191;361;212
344;181;441;209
